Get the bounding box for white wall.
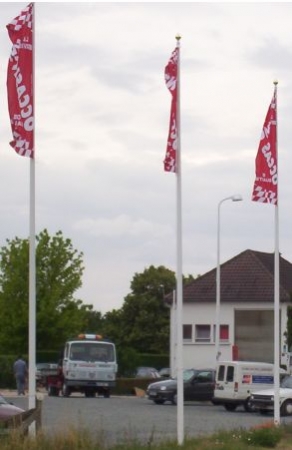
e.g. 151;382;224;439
173;302;288;370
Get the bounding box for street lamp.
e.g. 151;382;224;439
215;194;243;362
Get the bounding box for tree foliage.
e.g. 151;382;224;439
0;229;92;354
102;265;175;354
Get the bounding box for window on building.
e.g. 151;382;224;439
183;324;192;342
213;324;229;342
195;325;211;343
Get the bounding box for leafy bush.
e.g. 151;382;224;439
241;422;282;448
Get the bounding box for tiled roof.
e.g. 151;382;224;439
181;249;292;304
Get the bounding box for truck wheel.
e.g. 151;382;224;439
62;383;70;397
85;390;95;398
224;403;237;411
280;400;292;416
103;390;110;398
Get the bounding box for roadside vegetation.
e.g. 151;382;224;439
1;422;292;449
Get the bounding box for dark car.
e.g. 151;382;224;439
146;368;216;405
159;367;171;378
135;367;160;379
0;394;24;418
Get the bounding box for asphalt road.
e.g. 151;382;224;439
6;394;292;446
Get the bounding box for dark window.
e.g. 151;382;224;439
183;324;192;341
226;366;234;382
217;365;225;381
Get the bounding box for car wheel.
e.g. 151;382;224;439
280;400;292;416
171;394;177;405
224;403;237;411
244;397;256;412
153;399;165;405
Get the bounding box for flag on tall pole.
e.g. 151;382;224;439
7;3;36;429
164;37;184;445
252;82;280;426
164;46;178;172
252;87;277;204
7;2;34;157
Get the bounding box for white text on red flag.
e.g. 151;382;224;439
252;88;277;204
7;3;34;158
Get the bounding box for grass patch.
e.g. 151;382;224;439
0;422;292;449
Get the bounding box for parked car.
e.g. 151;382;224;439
0;394;24;418
159;368;171;378
135;367;160;378
250;374;292;416
146;368;216;405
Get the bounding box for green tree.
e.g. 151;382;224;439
0;229;92;354
114;265;175;354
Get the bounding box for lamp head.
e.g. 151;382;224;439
231;194;243;202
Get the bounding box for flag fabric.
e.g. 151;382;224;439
164;47;179;172
7;3;34;158
252;88;277;204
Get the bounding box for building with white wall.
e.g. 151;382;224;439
168;249;292;371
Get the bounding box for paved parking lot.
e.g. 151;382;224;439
5;392;292;446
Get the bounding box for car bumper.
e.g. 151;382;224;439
250;399;274;411
147;390;173;402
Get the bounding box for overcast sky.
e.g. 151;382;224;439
0;2;291;314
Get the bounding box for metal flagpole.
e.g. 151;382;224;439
28;1;36;426
273;80;280;426
175;34;184;446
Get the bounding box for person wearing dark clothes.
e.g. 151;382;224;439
13;355;27;395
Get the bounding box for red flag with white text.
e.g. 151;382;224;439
7;3;34;158
252;88;277;204
164;47;178;172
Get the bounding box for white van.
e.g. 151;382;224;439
213;361;286;412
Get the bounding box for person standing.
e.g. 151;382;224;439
13;355;28;395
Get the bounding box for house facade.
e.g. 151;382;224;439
169;249;292;371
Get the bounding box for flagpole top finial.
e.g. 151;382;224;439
176;34;181;41
274;79;278;86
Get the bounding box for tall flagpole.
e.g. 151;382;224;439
28;2;36;426
273;80;280;425
251;82;279;424
175;34;184;446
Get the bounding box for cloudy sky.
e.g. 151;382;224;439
0;2;291;314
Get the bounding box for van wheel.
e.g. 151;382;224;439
280;400;292;416
244;397;256;412
224;403;237;411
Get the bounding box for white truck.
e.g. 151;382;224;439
213;361;286;412
47;333;118;397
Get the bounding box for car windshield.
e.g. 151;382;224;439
0;395;8;405
183;369;195;381
281;376;292;389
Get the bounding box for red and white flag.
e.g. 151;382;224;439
252;88;277;204
164;47;179;172
7;3;34;158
